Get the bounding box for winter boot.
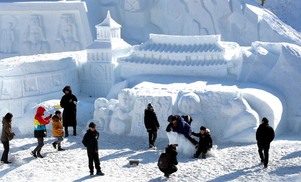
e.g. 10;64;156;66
193;153;199;158
201;153;206;159
37;153;44;158
96;171;104;176
52;142;57;149
31;151;37;158
73;127;77;136
58;147;65;151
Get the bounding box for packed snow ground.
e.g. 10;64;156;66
1;127;301;181
1;0;301;181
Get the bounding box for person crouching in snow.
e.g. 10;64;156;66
31;106;52;158
52;111;65;151
158;144;178;178
82;122;104;176
191;126;212;159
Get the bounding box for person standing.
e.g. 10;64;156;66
60;85;78;137
82;122;104;176
1;112;15;164
256;117;275;168
31;106;52;158
52;111;65;151
144;103;160;149
191;126;212;159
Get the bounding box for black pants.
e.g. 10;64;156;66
195;144;208;157
258;144;270;166
33;137;44;154
1;140;9;162
87;149;101;173
64;126;76;136
148;130;157;147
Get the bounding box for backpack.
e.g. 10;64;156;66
158;153;169;169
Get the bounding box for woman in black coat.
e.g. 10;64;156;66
60;86;77;137
144;103;160;148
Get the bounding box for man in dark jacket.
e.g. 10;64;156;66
60;86;77;137
256;117;275;168
192;126;212;159
144;103;160;148
82;122;104;176
169;115;198;145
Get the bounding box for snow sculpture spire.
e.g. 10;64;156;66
81;11;131;97
95;11;121;41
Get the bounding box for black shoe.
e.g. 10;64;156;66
31;151;37;158
58;147;65;151
3;161;12;164
52;142;57;149
202;154;206;159
65;134;69;137
264;164;268;168
96;171;104;176
164;173;169;178
90;172;94;176
193;154;198;158
37;154;44;158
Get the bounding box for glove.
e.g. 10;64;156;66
73;101;77;105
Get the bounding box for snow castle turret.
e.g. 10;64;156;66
80;11;132;97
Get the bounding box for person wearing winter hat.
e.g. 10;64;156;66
52;111;65;151
1;112;15;164
60;85;78;137
256;117;275;168
191;126;213;159
31;106;52;158
144;103;160;149
82;122;104;176
158;144;178;178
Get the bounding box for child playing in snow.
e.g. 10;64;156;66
191;126;212;159
52;110;65;151
82;122;104;176
31;106;52;158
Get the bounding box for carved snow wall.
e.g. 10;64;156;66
0;2;92;56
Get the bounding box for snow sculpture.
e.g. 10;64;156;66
176;91;205;133
0;19;15;53
81;11;131;97
21;14;50;55
109;88;135;135
54;14;82;52
93;98;110;131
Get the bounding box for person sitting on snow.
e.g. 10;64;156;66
191;126;213;159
